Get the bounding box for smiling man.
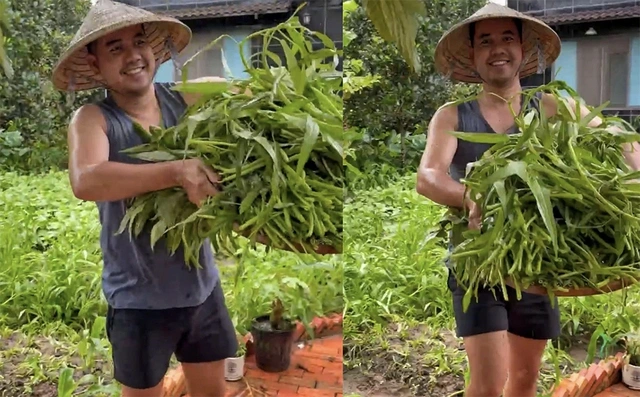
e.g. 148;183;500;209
417;3;640;397
51;1;237;397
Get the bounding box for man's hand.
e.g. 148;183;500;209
175;159;221;207
464;191;482;230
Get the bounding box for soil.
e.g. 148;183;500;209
342;323;607;397
343;324;466;397
0;331;111;397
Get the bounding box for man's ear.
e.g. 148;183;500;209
86;53;100;75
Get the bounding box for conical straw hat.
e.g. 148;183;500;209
434;2;561;84
52;0;191;92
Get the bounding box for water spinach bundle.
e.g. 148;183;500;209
446;81;640;311
117;15;343;268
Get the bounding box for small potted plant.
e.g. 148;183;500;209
251;297;299;373
622;331;640;390
224;343;246;382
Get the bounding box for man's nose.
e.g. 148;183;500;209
124;46;143;62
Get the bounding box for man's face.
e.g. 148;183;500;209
470;18;524;87
87;24;156;95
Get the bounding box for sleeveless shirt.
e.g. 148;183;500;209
450;92;542;183
445;93;542;266
94;82;219;310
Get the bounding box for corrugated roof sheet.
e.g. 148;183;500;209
538;5;640;25
149;0;292;19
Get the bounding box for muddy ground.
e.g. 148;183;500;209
0;331;113;397
342;323;598;397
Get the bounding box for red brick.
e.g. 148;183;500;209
310;342;341;355
251;378;299;392
302;371;340;385
245;369;281;381
276;391;301;397
316;382;342;393
279;375;317;388
297;388;337;396
552;385;568;397
295;363;324;374
321;365;343;377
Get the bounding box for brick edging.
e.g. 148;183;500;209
551;352;626;397
160;313;343;397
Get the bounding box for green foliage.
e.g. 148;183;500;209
0;0;100;174
0;171;342;337
344;0;483;176
344;172;640;394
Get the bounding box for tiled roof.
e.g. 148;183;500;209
149;0;292;19
537;5;640;25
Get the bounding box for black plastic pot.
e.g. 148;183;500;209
251;314;295;373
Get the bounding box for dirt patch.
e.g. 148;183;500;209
0;331;111;397
343;323;466;397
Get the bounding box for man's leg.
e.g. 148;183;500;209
177;281;239;397
448;270;510;397
503;288;561;397
105;305;184;397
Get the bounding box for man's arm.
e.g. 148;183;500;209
68;104;183;202
542;94;640;171
416;104;466;208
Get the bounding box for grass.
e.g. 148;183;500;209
0;170;342;396
343;172;640;397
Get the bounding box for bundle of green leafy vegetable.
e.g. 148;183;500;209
440;81;640;311
117;12;344;268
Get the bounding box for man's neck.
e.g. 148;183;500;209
109;84;158;117
478;80;523;109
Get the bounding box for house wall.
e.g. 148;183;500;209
152;25;253;83
151;0;341;83
545;31;640;109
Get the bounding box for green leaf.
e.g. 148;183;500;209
362;0;426;73
297;115;320;175
57;368;77;397
447;131;510;144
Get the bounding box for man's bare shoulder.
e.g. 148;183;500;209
429;102;458;131
69;103;106;132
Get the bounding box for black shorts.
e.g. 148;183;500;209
105;280;238;389
447;269;561;340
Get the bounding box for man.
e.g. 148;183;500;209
418;3;640;397
51;1;237;396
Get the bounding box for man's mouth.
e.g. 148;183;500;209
489;60;509;66
122;66;145;76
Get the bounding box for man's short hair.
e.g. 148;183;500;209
468;17;523;47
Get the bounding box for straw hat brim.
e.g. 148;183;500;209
52;14;191;92
434;4;561;84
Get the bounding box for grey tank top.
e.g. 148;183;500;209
94;82;219;310
445;93;542;265
450;92;542;182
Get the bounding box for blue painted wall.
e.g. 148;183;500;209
629;36;640;107
153;28;252;82
223;30;252;80
553;40;578;95
154;60;175;83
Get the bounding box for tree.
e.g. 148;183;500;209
0;0;99;173
344;0;484;172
